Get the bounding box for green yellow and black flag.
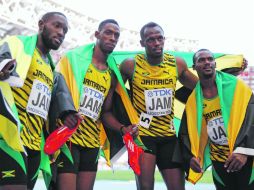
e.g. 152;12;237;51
0;35;53;188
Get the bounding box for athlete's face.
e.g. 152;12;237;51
140;26;165;58
95;23;120;54
39;14;68;50
194;50;216;79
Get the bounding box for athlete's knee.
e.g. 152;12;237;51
168;183;185;190
139;184;153;190
139;180;154;190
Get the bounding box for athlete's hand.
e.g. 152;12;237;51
190;157;203;173
224;153;248;172
0;71;9;80
0;59;16;80
129;125;139;139
121;124;139;139
64;112;83;129
241;58;248;71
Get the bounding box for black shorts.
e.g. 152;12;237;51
57;143;99;174
0;148;27;186
25;147;41;190
212;157;254;190
140;136;182;170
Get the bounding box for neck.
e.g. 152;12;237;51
36;43;50;63
36;36;50;56
200;77;218;99
36;44;49;56
92;45;109;70
146;55;163;66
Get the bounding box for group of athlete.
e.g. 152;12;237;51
0;11;253;190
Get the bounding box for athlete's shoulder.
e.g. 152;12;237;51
164;52;175;59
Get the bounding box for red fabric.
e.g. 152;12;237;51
44;119;81;155
123;133;144;175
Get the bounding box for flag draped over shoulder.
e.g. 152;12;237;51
179;71;254;184
0;35;38;174
0;35;54;188
55;43;144;166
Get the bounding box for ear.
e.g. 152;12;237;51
140;39;145;47
38;19;44;32
95;31;100;39
192;64;196;70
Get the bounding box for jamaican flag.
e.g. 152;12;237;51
179;71;254;184
0;82;26;175
0;35;53;188
52;43;144;166
0;35;38;175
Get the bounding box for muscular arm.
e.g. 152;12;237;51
101;73;138;136
176;57;198;90
119;58;135;83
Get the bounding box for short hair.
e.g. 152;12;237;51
140;22;164;40
98;19;119;31
193;49;213;65
41;12;67;22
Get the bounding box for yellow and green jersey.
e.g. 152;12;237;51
203;96;230;162
12;49;53;150
70;63;112;148
132;53;178;137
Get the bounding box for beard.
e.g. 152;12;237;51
203;71;215;79
204;74;214;79
99;42;114;55
150;52;162;59
147;47;163;59
102;48;113;55
41;27;60;50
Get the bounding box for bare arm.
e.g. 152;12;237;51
119;58;135;83
176;57;198;90
101;73;138;137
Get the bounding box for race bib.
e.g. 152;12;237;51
144;88;172;116
139;112;153;129
207;116;228;145
26;79;51;120
79;86;104;120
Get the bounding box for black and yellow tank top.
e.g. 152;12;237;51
12;49;53;150
203;96;230;162
70;63;112;148
132;53;177;137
